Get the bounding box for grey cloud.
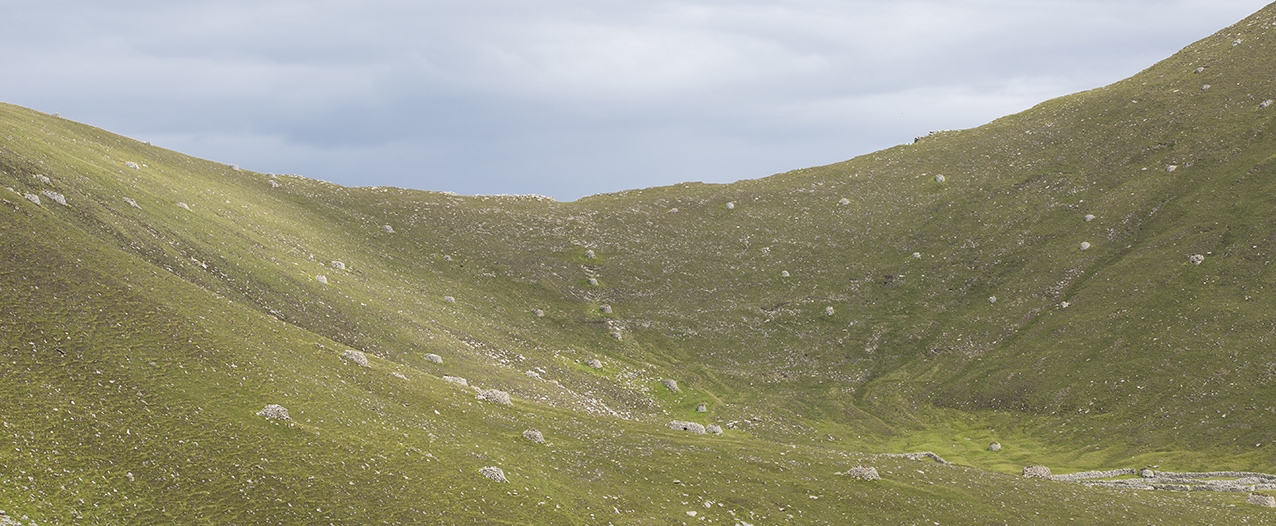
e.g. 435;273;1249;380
1;0;1268;199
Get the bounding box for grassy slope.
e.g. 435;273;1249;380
4;4;1276;524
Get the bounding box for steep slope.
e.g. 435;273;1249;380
5;3;1276;523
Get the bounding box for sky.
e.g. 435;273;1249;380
1;1;1270;201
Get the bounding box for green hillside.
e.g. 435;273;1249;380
5;4;1276;524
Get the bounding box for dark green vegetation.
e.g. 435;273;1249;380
6;5;1276;524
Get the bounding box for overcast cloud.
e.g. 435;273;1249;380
1;1;1269;200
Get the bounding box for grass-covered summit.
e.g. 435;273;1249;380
5;4;1276;524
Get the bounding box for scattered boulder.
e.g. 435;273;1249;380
988;296;997;304
1202;84;1211;91
1233;38;1243;47
229;164;240;171
33;174;51;184
838;198;850;206
23;193;39;205
584;249;596;259
588;277;599;286
523;429;545;444
706;424;723;435
177;202;191;211
1248;493;1276;508
668;421;707;434
1084;214;1095;222
987;442;1001;452
1079;241;1091;251
1189;254;1205;265
780;270;790;278
599;304;612;314
40;191;66;206
1194;66;1205;74
268;180;282;188
424;353;443;364
726;202;735;210
845;466;880;481
1263;100;1274;109
911;252;921;259
342;349;369;367
382;225;395;233
1166;165;1178;172
663;379;681;393
443;375;468;386
610;331;623;340
585;359;603;369
696;402;708;413
125;161;140;169
825;306;835;316
477;389;512;406
331;261;346;270
392;372;407;380
934;174;946;183
257;404;290;421
1023;465;1052;479
123;197;141;209
532;309;545;317
1139;468;1156;478
1060;301;1071;308
443;255;452;261
479;466;508;483
443;296;456;303
315;275;328;284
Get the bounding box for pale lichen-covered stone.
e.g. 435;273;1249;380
40;191;65;205
480;466;508;483
1248;493;1276;507
523;429;545;444
1023;465;1052;479
342;349;368;367
845;466;880;480
668;421;706;434
477;389;512;406
257;404;290;421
